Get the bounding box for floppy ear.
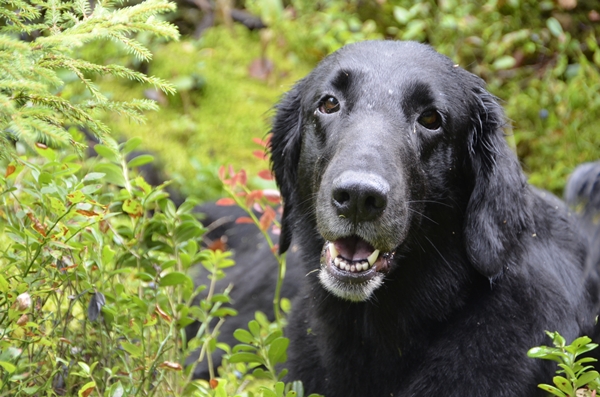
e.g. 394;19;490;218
269;81;304;254
463;85;533;279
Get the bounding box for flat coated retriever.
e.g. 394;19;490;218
194;41;600;396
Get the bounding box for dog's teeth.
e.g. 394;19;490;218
367;250;380;266
334;257;341;267
350;264;356;272
329;242;339;259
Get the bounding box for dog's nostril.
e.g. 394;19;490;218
331;173;389;222
333;190;351;206
365;195;386;210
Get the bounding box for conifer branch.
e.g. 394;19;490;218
0;0;179;158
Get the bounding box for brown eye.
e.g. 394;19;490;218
318;96;340;114
417;110;442;130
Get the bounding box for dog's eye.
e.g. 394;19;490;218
318;96;341;114
418;110;442;130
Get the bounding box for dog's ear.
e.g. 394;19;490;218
269;81;304;254
463;85;533;279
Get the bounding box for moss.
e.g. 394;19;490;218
101;25;312;198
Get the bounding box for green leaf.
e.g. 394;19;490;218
547;17;564;38
248;320;261;338
537;384;567;397
0;361;16;374
267;337;289;365
67;190;86;204
552;376;574;395
281;298;292;314
260;388;277;397
0;275;8;293
121;137;143;155
94;163;126;187
174;221;203;244
210;293;231;303
212;307;238;317
159;272;192;287
78;361;91;375
127;154;154;168
80;183;102;195
102;246;115;266
120;342;142;358
233;329;255;344
264;330;283;346
575;370;600;388
176;198;199;215
493;55;516;70
94;144;120;163
108;381;124;397
82;172;106;182
228;352;265;365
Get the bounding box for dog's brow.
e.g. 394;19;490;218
401;80;436;114
331;69;351;91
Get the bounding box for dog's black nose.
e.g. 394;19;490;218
332;172;389;222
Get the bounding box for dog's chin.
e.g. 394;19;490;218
318;238;395;302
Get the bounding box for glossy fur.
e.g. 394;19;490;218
267;41;600;397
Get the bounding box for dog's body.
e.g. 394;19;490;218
195;41;600;395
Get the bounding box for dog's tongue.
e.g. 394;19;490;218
333;236;375;261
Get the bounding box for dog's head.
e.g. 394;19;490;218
270;41;532;302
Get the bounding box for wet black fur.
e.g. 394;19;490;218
267;41;600;397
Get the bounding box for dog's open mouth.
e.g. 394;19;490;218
322;236;393;275
318;236;395;301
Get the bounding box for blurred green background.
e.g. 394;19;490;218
85;0;600;200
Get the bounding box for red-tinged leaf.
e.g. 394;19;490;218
80;382;95;397
235;217;254;224
35;142;47;149
59;263;78;271
216;198;236;206
122;199;143;218
271;244;279;253
258;169;274;180
253;137;268;147
5;164;15;177
260;207;276;231
76;209;99;217
16;314;28;326
155;305;172;322
208;237;228;252
271;225;281;235
229;165;235;178
159;361;183;371
218;165;226;180
99;220;109;233
237;169;247;186
246;190;263;207
209;379;219;389
263;189;281;204
253;203;263;213
27;212;46;237
253;150;268;161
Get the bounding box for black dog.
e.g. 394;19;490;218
265;41;600;396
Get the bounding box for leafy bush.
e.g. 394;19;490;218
528;331;600;396
0;1;309;396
